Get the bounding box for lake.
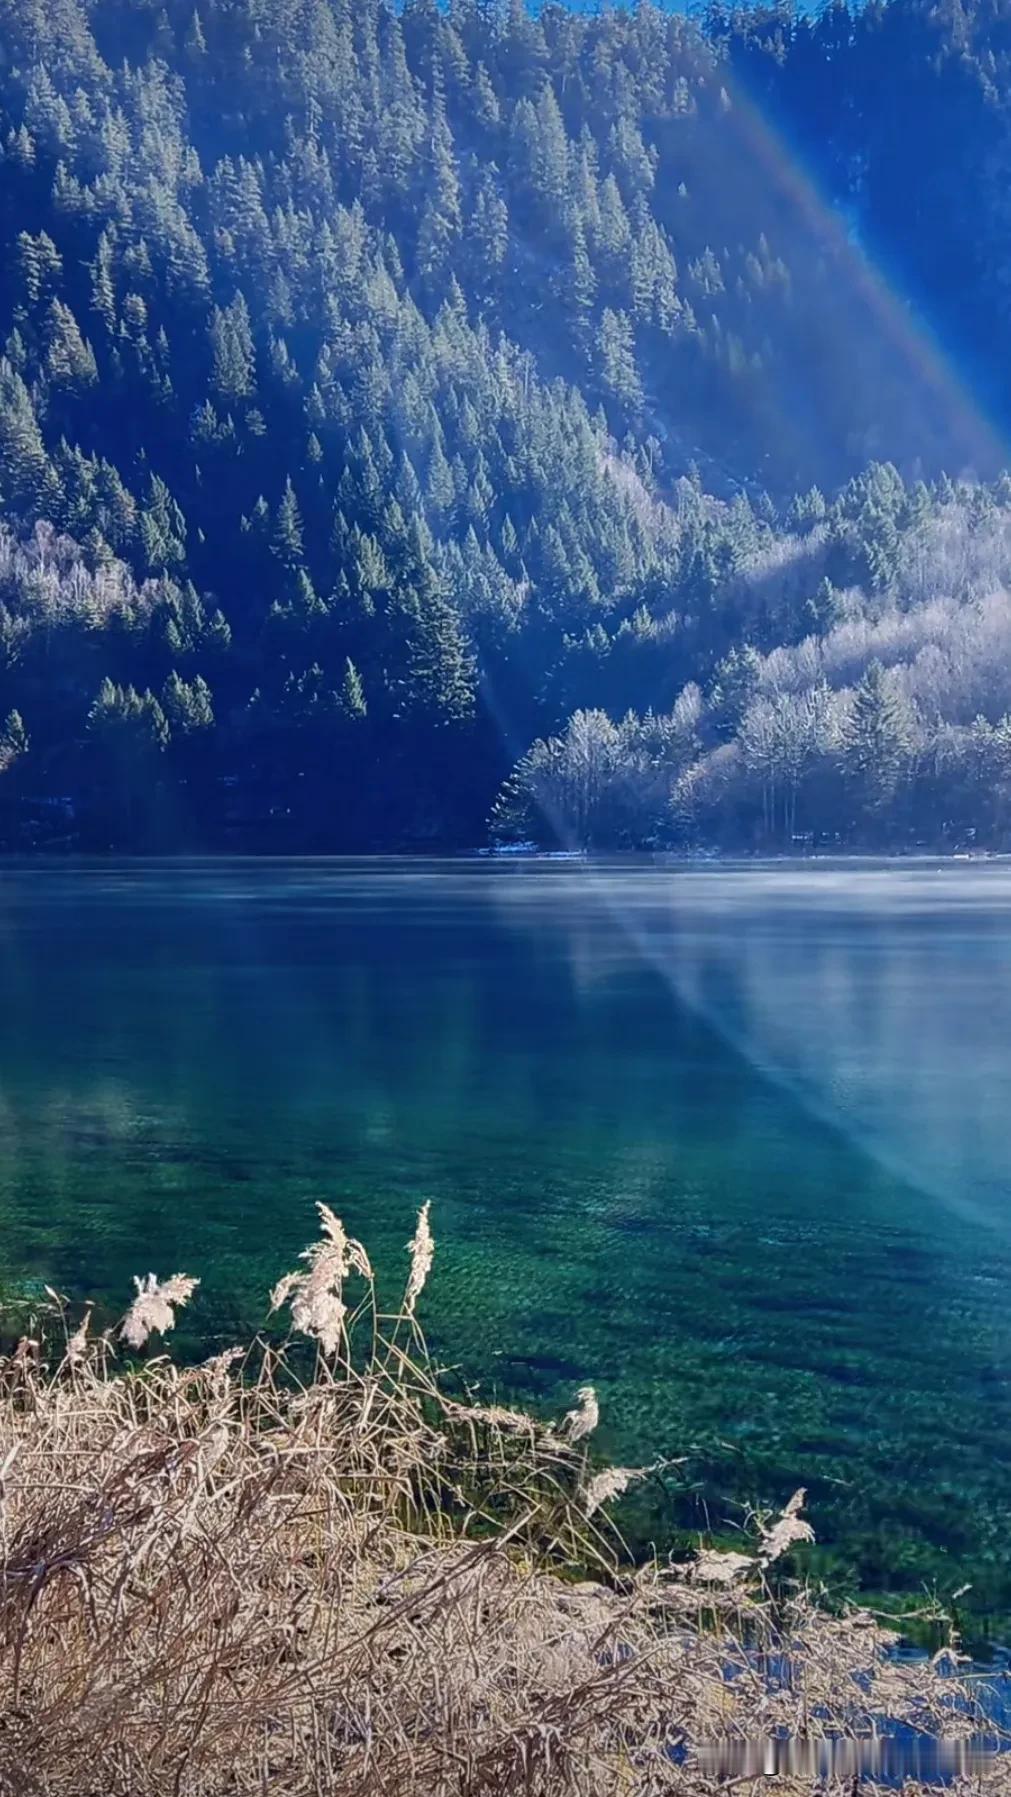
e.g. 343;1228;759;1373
2;856;1011;1631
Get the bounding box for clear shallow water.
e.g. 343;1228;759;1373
2;857;1011;1627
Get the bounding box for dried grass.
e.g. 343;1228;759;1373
0;1205;1005;1796
562;1384;599;1446
404;1200;434;1317
121;1273;200;1350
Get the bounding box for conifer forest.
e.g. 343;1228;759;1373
3;0;1011;849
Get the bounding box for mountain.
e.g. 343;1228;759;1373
1;0;1011;849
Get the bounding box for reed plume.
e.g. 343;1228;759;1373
269;1200;370;1354
405;1198;434;1315
759;1487;816;1566
0;1206;988;1797
563;1383;599;1444
582;1464;645;1515
120;1271;199;1348
65;1302;92;1365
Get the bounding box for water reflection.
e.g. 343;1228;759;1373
0;859;1009;1622
490;859;1011;1231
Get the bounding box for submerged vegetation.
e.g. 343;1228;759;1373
2;0;1011;847
0;1202;1002;1796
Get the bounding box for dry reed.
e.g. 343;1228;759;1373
0;1204;1004;1796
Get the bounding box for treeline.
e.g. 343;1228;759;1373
0;0;1010;849
495;470;1011;848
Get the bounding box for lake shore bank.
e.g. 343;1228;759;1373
0;1206;998;1797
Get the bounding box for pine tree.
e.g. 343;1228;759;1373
210;293;255;401
561;217;595;348
44;299;97;388
806;576;843;632
596;175;632;282
163;671;214;733
140;475;187;572
272;478;305;568
88;680;170;753
844;661;914;812
471;61;500;131
599;309;642;411
17;231;62;308
403;562;476;724
533;83;569;220
340;657;367;719
184;9;207;61
89;229;117;335
416;88;462;284
204;609;233;656
0;710;28;774
288;568;327;626
0;361;55;513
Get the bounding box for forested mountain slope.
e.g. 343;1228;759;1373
1;0;1011;848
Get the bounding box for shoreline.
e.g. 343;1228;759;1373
0;1210;1000;1795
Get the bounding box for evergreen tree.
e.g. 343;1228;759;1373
401;555;476;724
210;293;255;401
140;475;187;572
272;478;305;568
599;309;642;411
184;9;207;62
416;88;462;284
340;657;367;719
163;670;214;733
844;661;914;815
0;362;53;513
0;710;28;773
17;232;62;308
88;679;170;753
44;299;97;388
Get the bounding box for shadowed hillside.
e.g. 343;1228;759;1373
1;0;1011;847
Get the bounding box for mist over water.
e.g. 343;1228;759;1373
2;858;1011;1622
587;860;1011;1228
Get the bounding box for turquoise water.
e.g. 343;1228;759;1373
2;857;1011;1627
